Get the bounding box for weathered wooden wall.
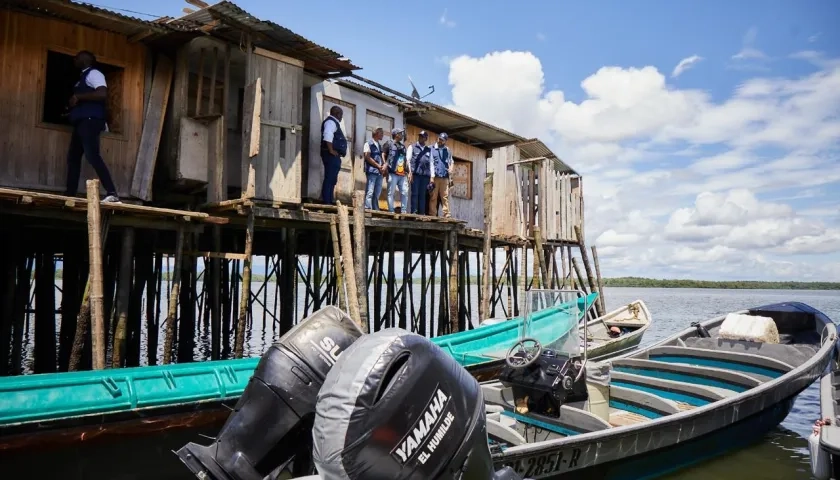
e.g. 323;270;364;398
0;9;146;198
486;145;524;237
403;125;486;229
305;81;405;203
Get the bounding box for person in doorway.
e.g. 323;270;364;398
362;127;387;210
320;105;347;205
429;132;453;218
382;128;410;213
64;50;120;203
408;130;432;215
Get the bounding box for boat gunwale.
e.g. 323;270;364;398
495;302;837;457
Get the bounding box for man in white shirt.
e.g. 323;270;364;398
320;106;347;204
65;50;120;203
362;127;387;209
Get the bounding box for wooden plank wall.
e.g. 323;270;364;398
244;52;303;203
404;125;486;229
0;10;146;197
486;145;523;238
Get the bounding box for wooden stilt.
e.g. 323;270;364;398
234;209;255;358
574;225;602;316
448;230;459;334
210;226;221;360
148;251;162;365
329;217;345;311
592;245;607;315
86;180;107;370
481;173;493;322
111;227;135;368
162;226;185;365
336;205;361;327
34;251;56;373
352;191;368;333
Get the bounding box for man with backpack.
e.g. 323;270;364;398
382;128;410;213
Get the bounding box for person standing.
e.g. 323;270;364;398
408;130;432;215
362;127;387;210
320;105;347;205
65;50;120;203
382;128;410;213
429;132;453;218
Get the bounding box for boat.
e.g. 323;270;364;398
0;292;647;454
479;296;837;479
809;360;840;480
170;290;834;480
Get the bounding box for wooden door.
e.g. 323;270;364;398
322;96;355;202
242;50;304;203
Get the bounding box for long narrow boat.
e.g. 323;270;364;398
480;300;836;479
0;292;645;454
809;362;840;479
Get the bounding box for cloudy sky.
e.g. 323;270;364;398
110;0;840;281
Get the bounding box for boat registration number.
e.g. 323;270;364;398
502;447;583;478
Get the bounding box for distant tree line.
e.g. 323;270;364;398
601;276;840;290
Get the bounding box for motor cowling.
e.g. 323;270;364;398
311;328;524;480
176;306;365;480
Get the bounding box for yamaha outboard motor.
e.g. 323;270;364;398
176;306;364;480
311;328;524;480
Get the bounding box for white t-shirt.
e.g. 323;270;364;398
322;115;339;143
82;68;107;89
362;140;380;154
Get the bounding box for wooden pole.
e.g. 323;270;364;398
533;226;549;289
329;217;345;311
86;180;106;370
560;245;568;288
448;230;459;334
210;226;221;360
481;173;493;322
574;225;602;316
162;227;184;364
34;251;56;374
592;245;607;316
234;209;255;358
337;204;361;327
352;191;368;332
111;227;135;368
571;257;588;296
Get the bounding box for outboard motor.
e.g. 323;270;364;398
311;328;524;480
176;306;364;480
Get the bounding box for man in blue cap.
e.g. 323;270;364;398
408;130;432;215
429;132;453;218
382;127;410;212
362;127;387;209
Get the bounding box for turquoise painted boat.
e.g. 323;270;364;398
0;293;599;451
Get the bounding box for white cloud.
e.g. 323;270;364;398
439;8;456;28
672;54;703;78
809;32;822;43
440;46;840;280
730;26;771;71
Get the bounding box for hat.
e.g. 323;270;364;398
391;127;402;136
418;130;428;137
439;132;448;140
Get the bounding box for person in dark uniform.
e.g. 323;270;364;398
65;50;120;203
320;106;347;205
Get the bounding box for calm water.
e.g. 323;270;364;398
15;285;840;479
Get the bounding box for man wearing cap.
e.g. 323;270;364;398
429;132;453;218
408;130;432;215
382;127;410;213
362;127;387;210
320;106;347;205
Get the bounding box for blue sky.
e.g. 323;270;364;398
99;0;840;281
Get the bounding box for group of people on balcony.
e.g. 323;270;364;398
320;106;453;218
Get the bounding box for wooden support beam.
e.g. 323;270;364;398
85;180;106;370
352;191;369;333
592;245;606;317
111;227;135;368
34;251;56;374
329;217;345;311
534;226;549;289
574;225;602;317
162;226;184;364
481;173;493;323
195;47;205;117
448;230;459;334
234;209;255;358
131;54;174;201
337;204;361;327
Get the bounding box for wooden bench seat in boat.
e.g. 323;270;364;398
608;384;681;418
610;358;764;392
610;371;738;408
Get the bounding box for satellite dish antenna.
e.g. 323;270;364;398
408;75;434;100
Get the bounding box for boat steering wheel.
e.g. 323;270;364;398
505;337;543;369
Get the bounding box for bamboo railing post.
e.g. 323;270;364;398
592;245;607;316
111;227;135;368
329;217;345;311
481;173;493;322
162;226;185;364
352;191;369;332
337;204;361;327
574;225;602;317
234;209;255;358
86;180;106;370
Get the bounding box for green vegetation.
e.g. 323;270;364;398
601;277;840;290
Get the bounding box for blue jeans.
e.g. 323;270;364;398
411;174;431;215
387;174;409;212
364;172;383;210
321;153;341;204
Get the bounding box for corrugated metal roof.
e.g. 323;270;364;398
1;0;175;36
517;139;578;175
172;1;358;75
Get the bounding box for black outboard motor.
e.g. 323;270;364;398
311;328;525;480
176;306;364;480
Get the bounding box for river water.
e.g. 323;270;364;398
14;285;840;478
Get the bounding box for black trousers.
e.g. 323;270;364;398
65;117;118;197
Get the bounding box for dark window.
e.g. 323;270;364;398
41;50;125;134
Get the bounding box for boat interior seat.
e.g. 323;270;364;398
682;336;815;368
486;417;527;446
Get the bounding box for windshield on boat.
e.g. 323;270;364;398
521;289;585;359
